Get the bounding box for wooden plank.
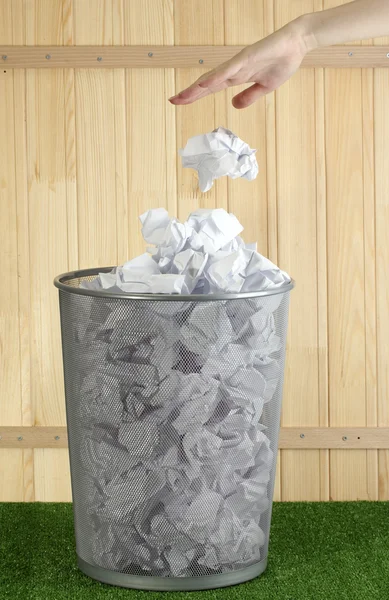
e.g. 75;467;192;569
175;0;225;220
2;426;389;449
313;0;330;504
314;0;330;499
0;42;22;429
224;0;267;254
74;1;122;269
34;449;71;501
325;68;368;500
362;67;378;500
3;0;34;502
375;68;389;500
125;0;176;259
0;427;68;448
275;0;320;502
25;1;71;426
264;0;277;265
1;45;389;68
0;450;24;501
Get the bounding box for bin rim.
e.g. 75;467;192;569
54;267;295;302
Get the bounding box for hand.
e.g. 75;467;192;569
169;20;314;109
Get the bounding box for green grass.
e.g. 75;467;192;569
1;502;388;600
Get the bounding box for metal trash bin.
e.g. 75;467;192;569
54;267;294;592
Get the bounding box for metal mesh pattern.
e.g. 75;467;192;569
58;273;290;580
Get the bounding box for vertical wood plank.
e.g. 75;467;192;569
25;0;66;45
275;0;320;501
325;67;368;500
224;0;267;254
0;450;24;501
26;68;69;426
1;0;32;499
374;68;389;500
0;53;22;427
174;0;224;220
314;0;329;500
125;0;176;258
34;449;72;501
74;0;124;268
264;0;277;265
362;66;378;500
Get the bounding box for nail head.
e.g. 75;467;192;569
342;436;348;441
387;53;389;58
148;52;153;57
17;436;23;441
55;435;60;440
300;433;305;439
2;55;7;60
348;52;353;57
97;56;103;62
199;59;204;64
45;54;51;60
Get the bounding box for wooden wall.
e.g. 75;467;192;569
0;0;388;502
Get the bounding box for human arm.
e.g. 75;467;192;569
169;0;389;109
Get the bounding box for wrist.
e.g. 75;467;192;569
290;13;320;53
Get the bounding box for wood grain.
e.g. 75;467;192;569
0;450;24;501
375;69;389;500
1;45;389;68
175;0;225;219
1;0;389;502
275;0;321;502
34;448;71;501
125;0;176;258
2;426;389;449
225;0;268;254
325;68;369;500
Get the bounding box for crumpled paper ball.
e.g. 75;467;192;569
179;127;259;192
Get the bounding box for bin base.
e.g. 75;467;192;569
77;556;268;591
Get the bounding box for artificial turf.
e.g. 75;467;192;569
1;502;388;600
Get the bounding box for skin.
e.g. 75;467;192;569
169;0;389;109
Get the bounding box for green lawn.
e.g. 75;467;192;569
1;502;388;600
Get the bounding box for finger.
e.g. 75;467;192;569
168;70;217;104
169;59;243;104
169;86;212;105
231;83;268;109
197;61;241;91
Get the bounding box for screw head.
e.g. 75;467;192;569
55;435;60;440
342;436;348;441
387;53;389;58
97;56;103;62
45;54;51;60
348;52;353;57
300;433;305;439
17;436;23;441
148;52;153;57
2;55;7;60
199;59;204;64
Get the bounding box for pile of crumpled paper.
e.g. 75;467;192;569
76;209;290;576
82;207;290;295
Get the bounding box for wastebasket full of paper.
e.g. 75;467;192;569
55;208;294;591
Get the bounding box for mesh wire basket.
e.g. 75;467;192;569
55;267;293;591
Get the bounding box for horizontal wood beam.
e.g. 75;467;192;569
1;46;389;69
1;427;388;449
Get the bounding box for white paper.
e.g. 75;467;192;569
75;206;291;576
179;127;259;192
